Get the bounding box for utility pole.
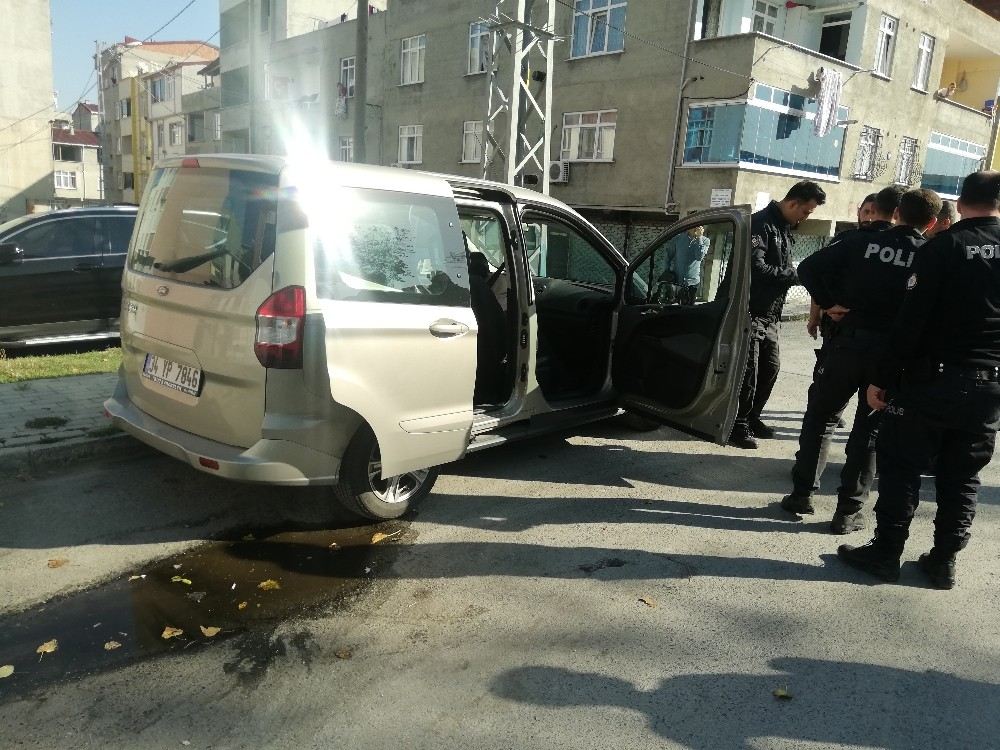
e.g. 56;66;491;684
353;0;368;164
481;0;558;191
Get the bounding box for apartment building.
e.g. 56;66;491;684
218;0;388;156
51;124;103;207
215;0;1000;254
146;60;222;165
0;0;55;221
181;59;225;157
98;38;218;204
72;102;101;134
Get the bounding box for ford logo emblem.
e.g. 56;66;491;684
156;286;169;296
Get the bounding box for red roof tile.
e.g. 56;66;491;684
52;128;100;147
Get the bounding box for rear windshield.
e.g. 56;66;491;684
312;188;470;306
128;166;278;289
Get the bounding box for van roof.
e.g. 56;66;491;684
156;154;576;210
157;154;454;199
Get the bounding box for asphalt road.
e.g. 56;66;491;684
1;324;999;750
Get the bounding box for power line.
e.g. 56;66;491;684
143;0;201;42
0;79;99;154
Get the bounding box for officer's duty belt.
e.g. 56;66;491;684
932;363;1000;382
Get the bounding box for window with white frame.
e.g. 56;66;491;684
571;0;626;58
912;33;935;91
150;76;173;104
400;34;426;85
169;122;182;146
752;1;780;35
462;120;483;163
156;123;165;151
340;57;356;97
922;131;987;197
895;136;919;185
561;110;617;161
214;112;222;141
874;14;897;77
339;136;354;162
853;125;882;180
468;21;490;74
54;170;78;189
398;125;423;164
118;97;131;119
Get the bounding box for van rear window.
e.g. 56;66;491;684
128;166;278;289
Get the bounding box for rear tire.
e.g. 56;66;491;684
620;411;661;432
334;426;439;520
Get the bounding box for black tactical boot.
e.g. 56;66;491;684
919;551;956;590
749;417;776;439
837;538;901;582
780;493;815;515
830;509;866;535
728;424;758;450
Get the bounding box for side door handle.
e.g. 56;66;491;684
74;262;100;272
429;319;470;338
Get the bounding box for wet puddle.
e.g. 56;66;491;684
0;520;410;701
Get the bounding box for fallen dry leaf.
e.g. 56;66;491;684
238;601;248;610
104;640;122;651
335;648;353;660
36;639;58;657
773;687;793;700
200;626;221;638
257;579;280;591
46;558;69;569
128;575;146;581
371;530;402;544
0;665;13;679
170;576;193;585
638;596;657;608
161;626;184;640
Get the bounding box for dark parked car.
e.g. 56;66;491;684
0;206;137;347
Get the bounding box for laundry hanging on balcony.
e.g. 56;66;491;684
813;67;842;138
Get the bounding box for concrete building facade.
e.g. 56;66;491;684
71;102;101;134
51;125;103;207
97;38;218;204
0;0;55;222
213;0;1000;255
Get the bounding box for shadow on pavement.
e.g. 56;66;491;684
490;657;1000;749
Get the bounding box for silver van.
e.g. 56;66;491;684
105;154;752;519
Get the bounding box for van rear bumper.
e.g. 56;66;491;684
104;381;339;486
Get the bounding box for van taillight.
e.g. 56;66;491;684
254;286;305;369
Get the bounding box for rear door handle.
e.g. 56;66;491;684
429;320;470;338
73;262;100;272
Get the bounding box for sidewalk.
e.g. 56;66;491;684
0;372;138;473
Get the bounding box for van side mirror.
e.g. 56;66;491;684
0;243;24;265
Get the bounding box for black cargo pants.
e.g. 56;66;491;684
734;318;781;429
874;367;1000;555
789;331;882;512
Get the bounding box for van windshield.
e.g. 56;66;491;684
129;166;278;289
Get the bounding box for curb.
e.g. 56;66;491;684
0;432;150;475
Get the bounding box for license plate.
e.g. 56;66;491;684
142;354;202;397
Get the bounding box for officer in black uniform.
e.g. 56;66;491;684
780;189;941;533
730;181;827;449
839;171;1000;588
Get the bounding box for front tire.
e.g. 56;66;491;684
334;426;439;520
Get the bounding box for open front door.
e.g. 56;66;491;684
612;207;751;443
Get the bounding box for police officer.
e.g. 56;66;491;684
839;171;1000;588
730;181;827;449
780;189;941;533
796;186;905;501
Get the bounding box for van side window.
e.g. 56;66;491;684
313;189;470;307
9;219;101;259
521;214;616;287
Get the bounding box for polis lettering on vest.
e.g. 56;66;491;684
864;243;915;267
966;245;998;260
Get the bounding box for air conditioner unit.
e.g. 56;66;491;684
549;160;570;184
